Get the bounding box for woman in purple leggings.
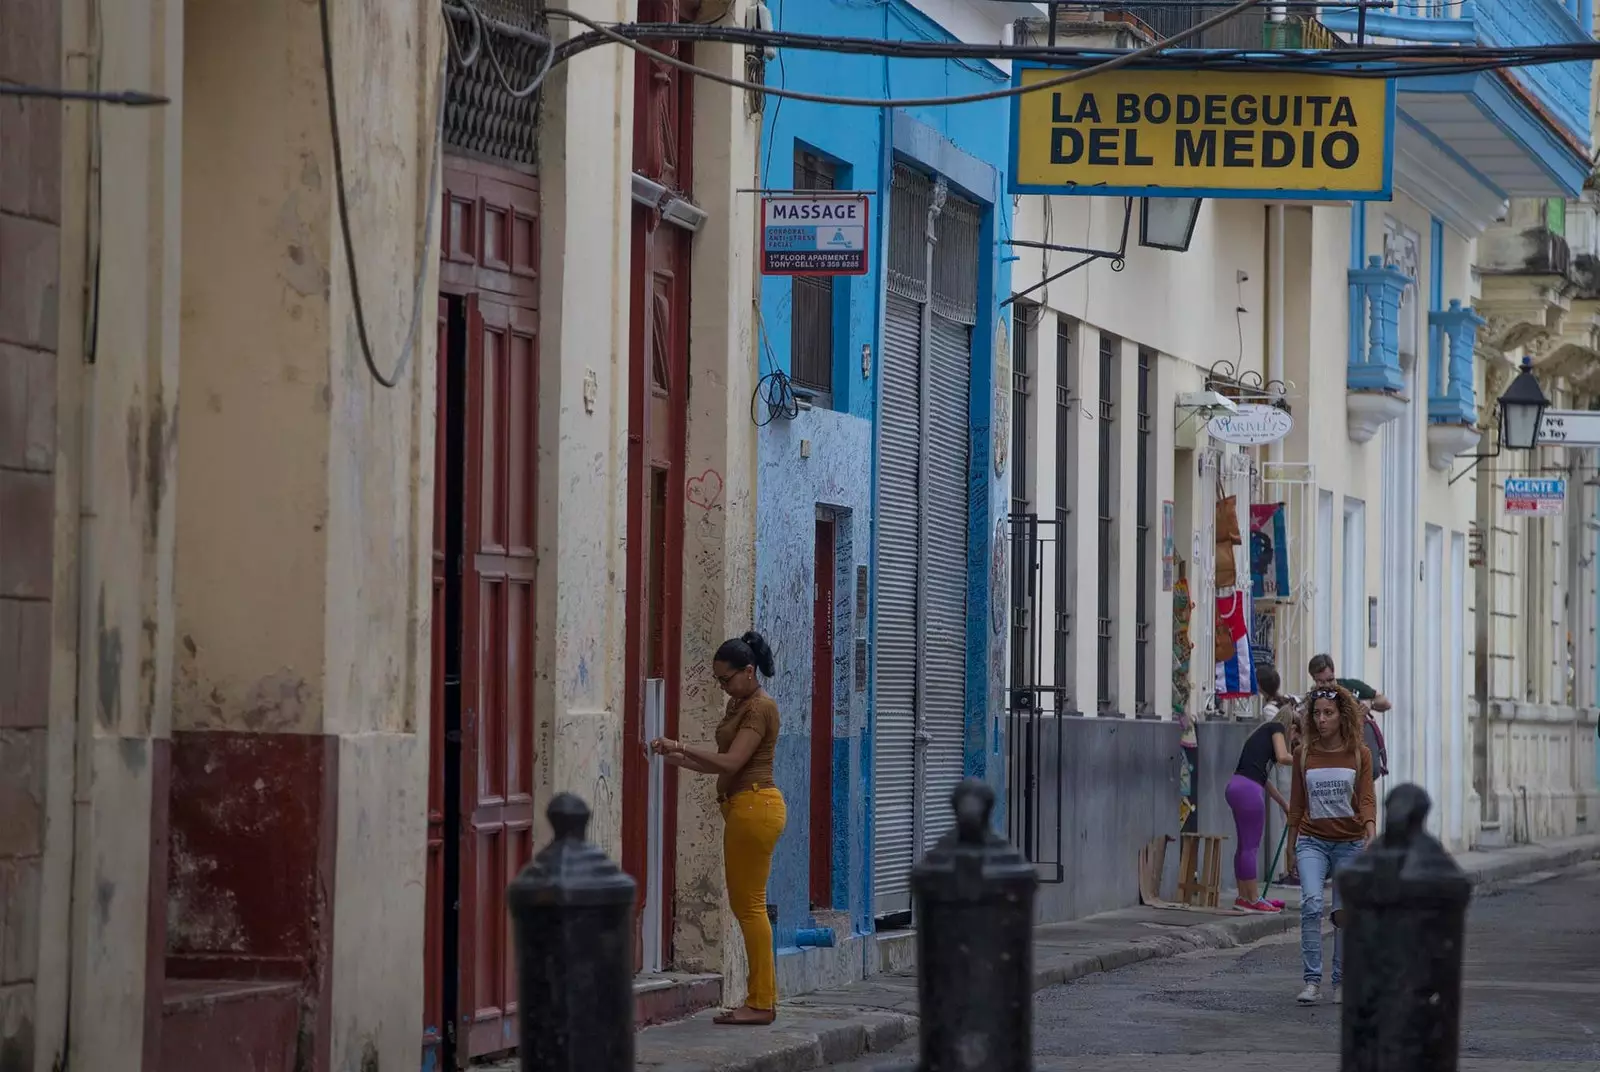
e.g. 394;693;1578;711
1225;667;1297;912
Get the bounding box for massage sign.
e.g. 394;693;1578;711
1009;67;1395;200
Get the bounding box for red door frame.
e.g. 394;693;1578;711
622;1;695;970
810;518;836;908
424;297;451;1068
427;156;541;1065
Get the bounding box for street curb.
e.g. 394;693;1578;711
1461;837;1600;894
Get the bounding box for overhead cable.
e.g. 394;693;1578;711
544;0;1273;109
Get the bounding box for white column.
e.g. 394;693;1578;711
1069;324;1101;712
1034;311;1061;696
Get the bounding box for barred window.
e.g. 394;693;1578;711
1054;319;1073;693
791;151;836;404
1135;346;1154;714
1097;334;1117;711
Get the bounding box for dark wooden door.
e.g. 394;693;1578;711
623;0;694;972
811;518;836;909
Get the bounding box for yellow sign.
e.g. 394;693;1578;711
1009;66;1395;200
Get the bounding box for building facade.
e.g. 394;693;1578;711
7;0;1600;1069
998;0;1600;922
751;0;1019;980
3;0;767;1068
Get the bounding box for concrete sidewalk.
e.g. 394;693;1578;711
628;833;1600;1072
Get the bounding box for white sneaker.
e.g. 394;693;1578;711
1296;983;1321;1005
1332;985;1342;1005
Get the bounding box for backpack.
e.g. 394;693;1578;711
1363;716;1389;778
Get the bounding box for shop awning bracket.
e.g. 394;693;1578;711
1001;197;1134;308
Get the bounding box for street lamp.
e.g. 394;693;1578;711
1139;197;1203;252
1447;355;1551;485
1497;356;1550;451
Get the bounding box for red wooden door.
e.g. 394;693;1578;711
458;292;539;1058
428;157;541;1064
623;0;694;971
424;297;451;1068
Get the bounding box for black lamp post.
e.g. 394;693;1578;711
1448;355;1551;485
1497;355;1550;451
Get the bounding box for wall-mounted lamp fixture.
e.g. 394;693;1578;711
1139;197;1203;253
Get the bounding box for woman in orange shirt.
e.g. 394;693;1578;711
1286;683;1376;1007
651;631;787;1025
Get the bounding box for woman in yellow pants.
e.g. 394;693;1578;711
651;630;787;1025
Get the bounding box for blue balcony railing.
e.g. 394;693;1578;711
1321;0;1592;144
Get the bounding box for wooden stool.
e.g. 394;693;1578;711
1176;833;1227;907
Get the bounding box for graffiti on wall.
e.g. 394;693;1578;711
686;469;724;511
992;316;1011;478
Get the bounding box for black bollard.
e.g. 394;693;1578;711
1337;783;1471;1072
507;793;637;1072
912;778;1039;1072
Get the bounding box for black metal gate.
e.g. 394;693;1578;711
1007;513;1067;883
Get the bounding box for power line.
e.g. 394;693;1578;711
546;0;1273;109
548;16;1600;88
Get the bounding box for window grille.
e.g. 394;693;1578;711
1097;333;1117;710
1054;319;1073;691
1136;346;1154;714
444;2;546;167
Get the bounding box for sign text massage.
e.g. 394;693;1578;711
1010;67;1393;199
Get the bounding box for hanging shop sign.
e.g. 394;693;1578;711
761;193;871;276
1537;409;1600;447
1504;477;1565;517
1009;65;1394;200
1206;403;1293;446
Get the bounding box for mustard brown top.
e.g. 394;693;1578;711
1288;742;1377;843
715;693;780;796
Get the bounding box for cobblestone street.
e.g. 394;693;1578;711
840;860;1600;1072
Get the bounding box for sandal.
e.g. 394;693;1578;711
713;1006;776;1026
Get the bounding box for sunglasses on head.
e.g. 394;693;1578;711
1308;687;1340;701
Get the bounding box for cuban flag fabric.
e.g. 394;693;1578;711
1215;591;1257;700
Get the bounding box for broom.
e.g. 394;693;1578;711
1261;824;1290;903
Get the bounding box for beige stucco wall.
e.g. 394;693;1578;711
36;0;185;1067
533;0;761;995
532;0;636;863
175;1;440;1067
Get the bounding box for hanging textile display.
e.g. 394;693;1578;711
1173;571;1198;833
1251;605;1277;670
1215;590;1257;700
1250;502;1291;601
1215;494;1242;592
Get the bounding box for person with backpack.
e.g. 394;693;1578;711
1307;653;1391;779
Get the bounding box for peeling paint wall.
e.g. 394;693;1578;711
171;1;441;1069
756;411;873;942
0;0;62;1067
674;19;762;983
757;0;1017;944
530;0;636;864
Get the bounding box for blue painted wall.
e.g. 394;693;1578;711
755;0;1015;942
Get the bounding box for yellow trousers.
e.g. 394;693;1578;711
720;786;787;1010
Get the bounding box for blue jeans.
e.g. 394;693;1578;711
1296;835;1364;985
